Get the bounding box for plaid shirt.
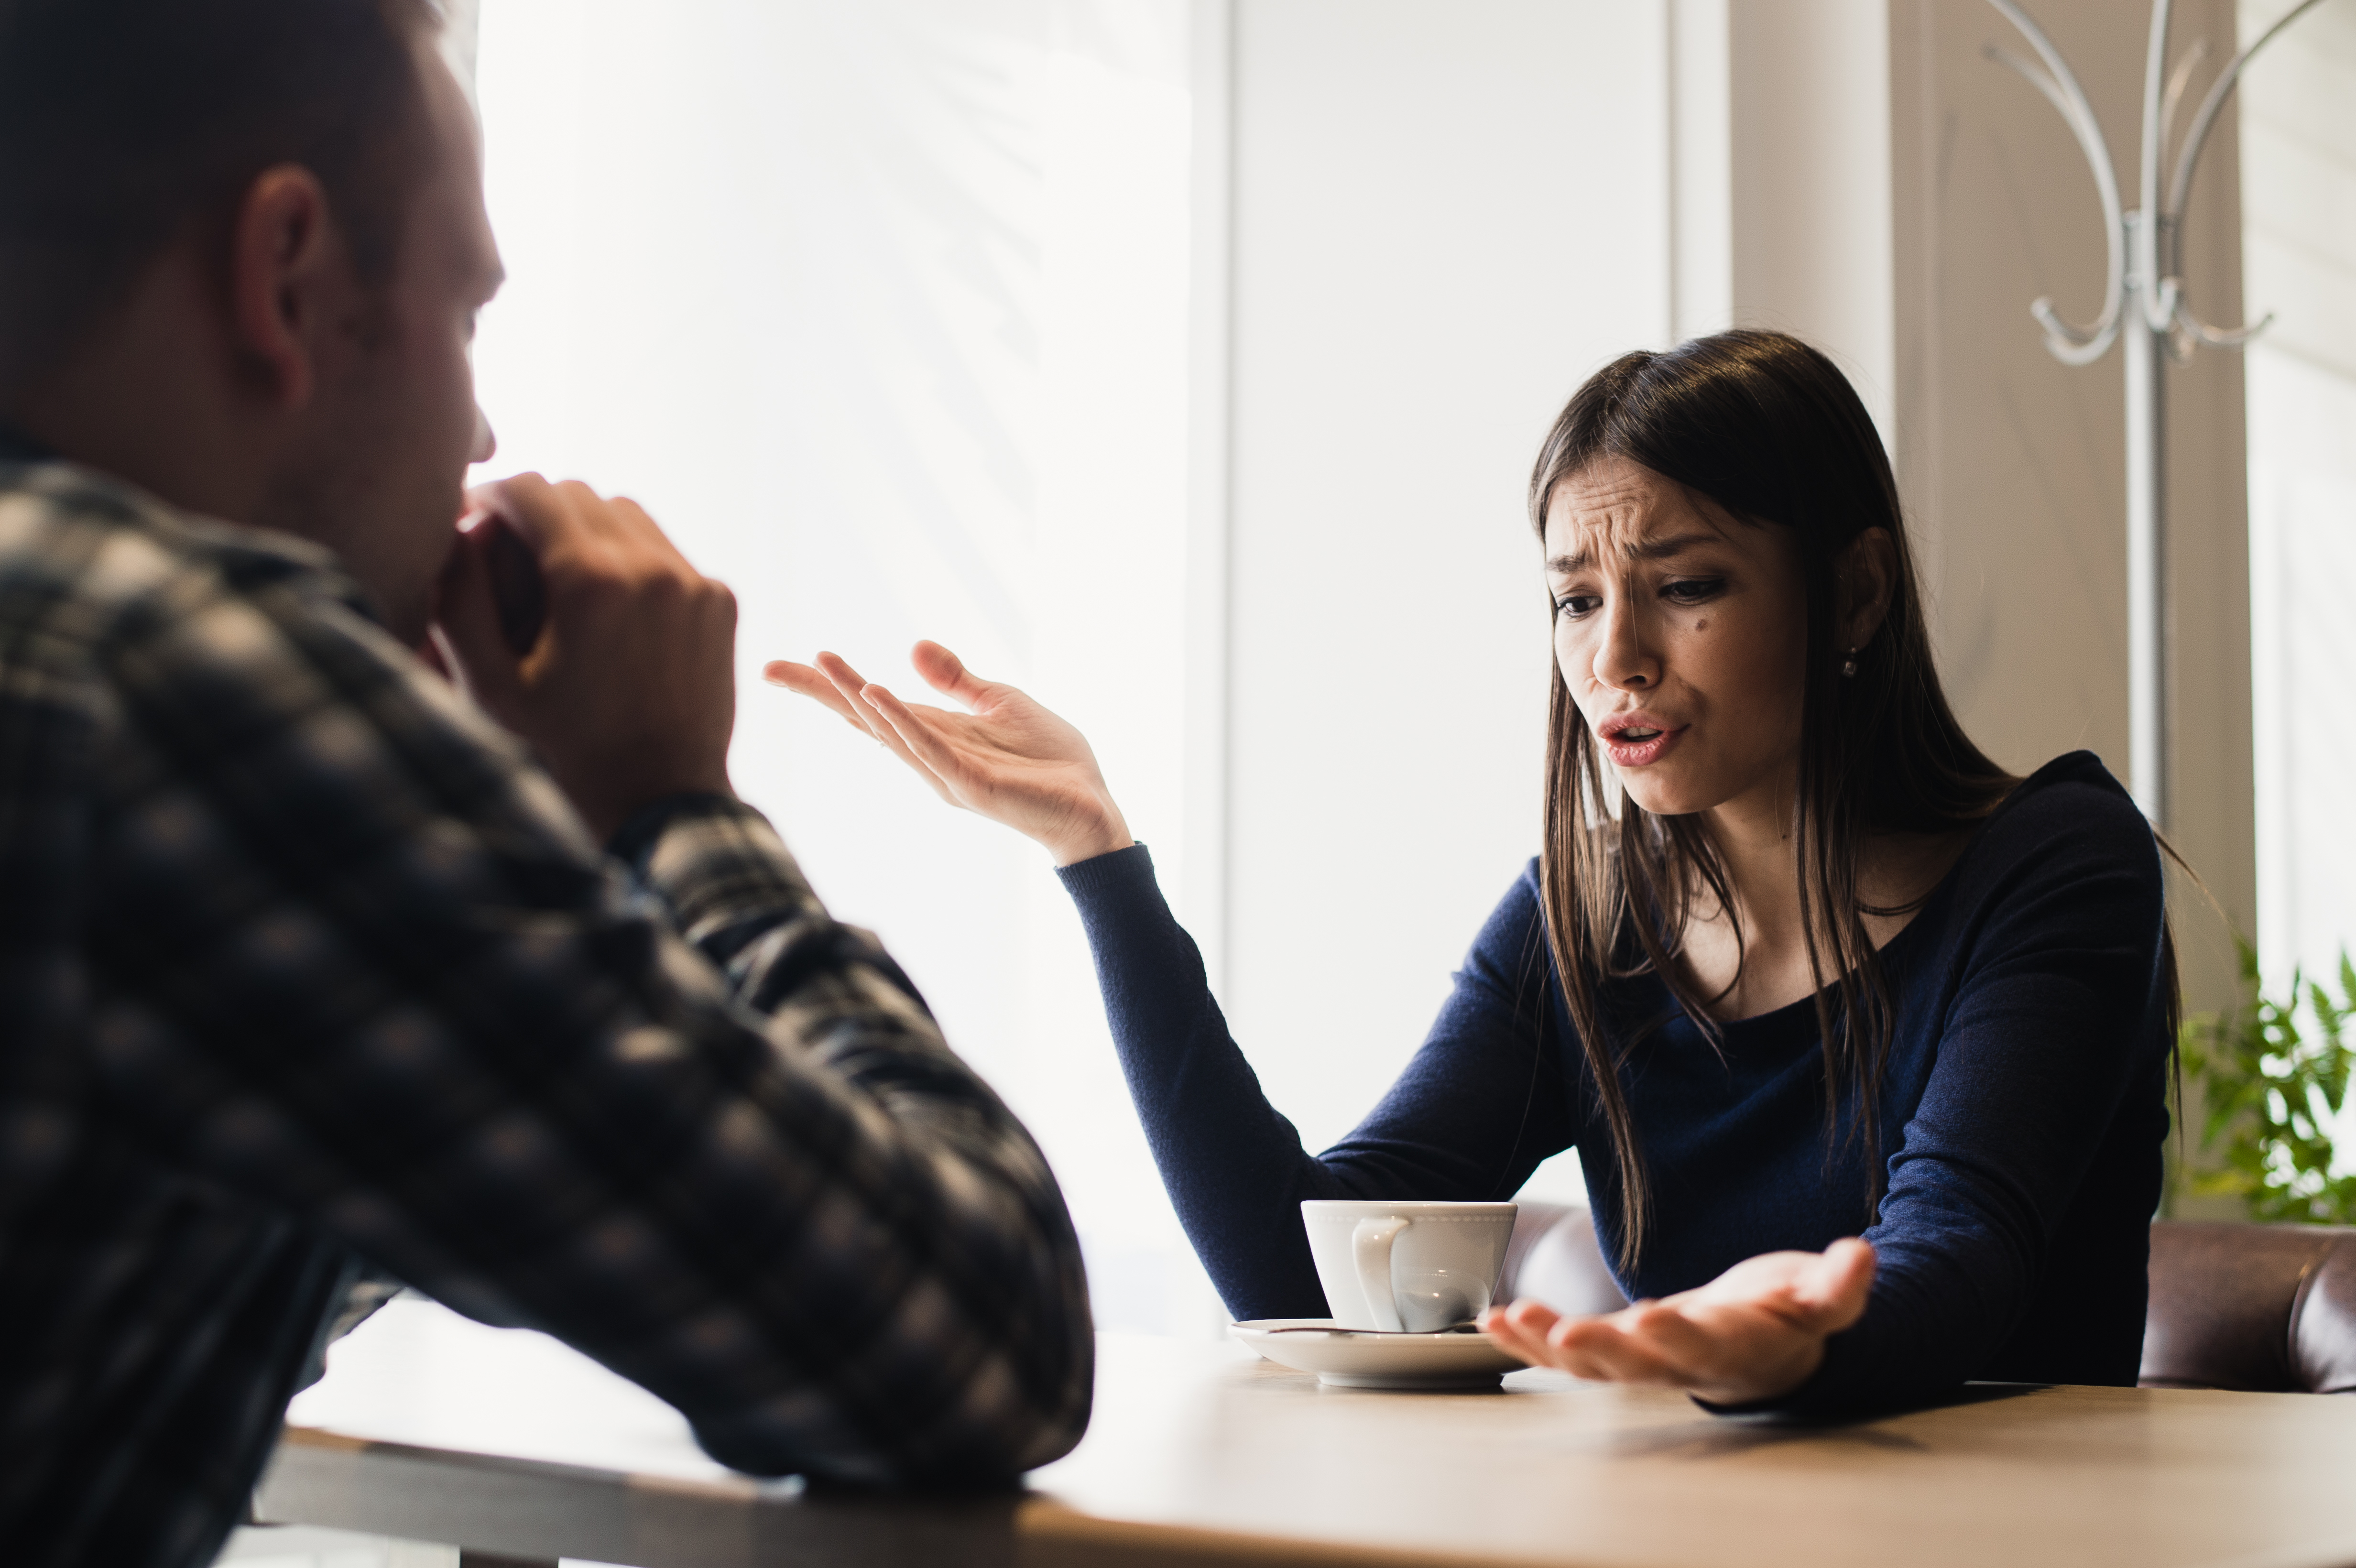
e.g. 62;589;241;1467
0;448;1093;1568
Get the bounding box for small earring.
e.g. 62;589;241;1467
1841;647;1859;678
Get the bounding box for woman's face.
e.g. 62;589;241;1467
1543;456;1811;820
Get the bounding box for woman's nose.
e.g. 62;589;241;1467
470;406;498;467
1592;603;1660;691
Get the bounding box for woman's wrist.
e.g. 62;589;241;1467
1693;1339;1825;1407
1047;798;1134;866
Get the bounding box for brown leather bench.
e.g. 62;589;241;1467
2140;1220;2356;1393
1497;1203;2356;1394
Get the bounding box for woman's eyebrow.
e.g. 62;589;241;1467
1546;532;1724;575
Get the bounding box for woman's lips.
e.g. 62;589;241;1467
1601;724;1687;769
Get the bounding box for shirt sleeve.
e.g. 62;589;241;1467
81;534;1092;1485
1057;846;1573;1321
1760;776;2172;1416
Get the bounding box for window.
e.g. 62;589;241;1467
470;0;1225;1332
2243;1;2356;1015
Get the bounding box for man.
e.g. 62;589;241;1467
0;2;1093;1564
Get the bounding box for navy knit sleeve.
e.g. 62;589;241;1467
1771;767;2172;1414
1057;848;1575;1321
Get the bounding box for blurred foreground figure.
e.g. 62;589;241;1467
0;4;1091;1564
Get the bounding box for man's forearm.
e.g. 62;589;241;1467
605;792;1098;1480
97;553;1090;1483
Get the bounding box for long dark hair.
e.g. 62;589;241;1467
1529;330;2026;1270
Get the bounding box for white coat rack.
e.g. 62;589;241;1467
1983;0;2329;829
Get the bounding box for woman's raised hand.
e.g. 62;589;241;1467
762;642;1135;867
1479;1237;1875;1406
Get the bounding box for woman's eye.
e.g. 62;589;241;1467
1662;577;1725;604
1553;595;1602;619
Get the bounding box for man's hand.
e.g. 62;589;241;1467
434;474;736;841
1479;1238;1875;1406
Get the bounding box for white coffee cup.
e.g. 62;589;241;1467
1300;1200;1518;1333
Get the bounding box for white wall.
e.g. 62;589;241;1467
1221;0;1670;1190
1726;0;1897;439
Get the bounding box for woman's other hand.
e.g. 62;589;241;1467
1479;1237;1875;1406
763;642;1135;867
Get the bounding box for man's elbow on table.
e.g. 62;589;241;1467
683;1208;1098;1488
690;1320;1096;1489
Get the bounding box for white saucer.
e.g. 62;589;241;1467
1229;1318;1524;1390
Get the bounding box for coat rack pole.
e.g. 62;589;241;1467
1982;0;2334;828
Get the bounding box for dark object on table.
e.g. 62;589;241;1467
2141;1220;2356;1394
481;514;546;656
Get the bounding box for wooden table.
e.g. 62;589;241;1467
257;1296;2356;1568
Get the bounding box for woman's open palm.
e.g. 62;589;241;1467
763;642;1134;866
1480;1237;1876;1406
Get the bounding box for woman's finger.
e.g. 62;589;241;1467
1478;1307;1554;1368
1488;1299;1562;1351
864;682;986;796
762;659;868;733
813;651;878;708
910;640;1007;712
1591;1301;1728;1383
1507;1312;1637;1381
806;653;956;799
845;689;950;796
813;653;969;747
1791;1238;1876;1330
814;652;900;740
1548;1312;1691;1385
1485;1300;1682;1383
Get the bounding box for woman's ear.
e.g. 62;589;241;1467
1836;527;1898;653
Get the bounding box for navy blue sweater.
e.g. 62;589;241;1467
1057;752;2172;1413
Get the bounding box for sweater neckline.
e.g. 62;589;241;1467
1681;751;2108;1032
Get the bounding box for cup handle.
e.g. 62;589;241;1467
1350;1216;1410;1332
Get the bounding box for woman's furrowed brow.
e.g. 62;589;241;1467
1546;532;1726;575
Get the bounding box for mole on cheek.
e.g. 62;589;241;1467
1695;618;1710;632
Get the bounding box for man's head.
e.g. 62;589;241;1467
0;0;502;643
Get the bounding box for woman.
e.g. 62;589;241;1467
766;330;2174;1414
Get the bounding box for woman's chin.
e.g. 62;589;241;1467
1618;773;1723;819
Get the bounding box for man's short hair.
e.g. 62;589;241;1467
0;0;437;394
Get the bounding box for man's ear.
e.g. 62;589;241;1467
1836;527;1898;653
227;165;341;412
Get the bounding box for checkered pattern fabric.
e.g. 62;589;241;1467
0;457;1092;1568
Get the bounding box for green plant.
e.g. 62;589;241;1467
2178;936;2356;1224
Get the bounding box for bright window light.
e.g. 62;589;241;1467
471;0;1222;1334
